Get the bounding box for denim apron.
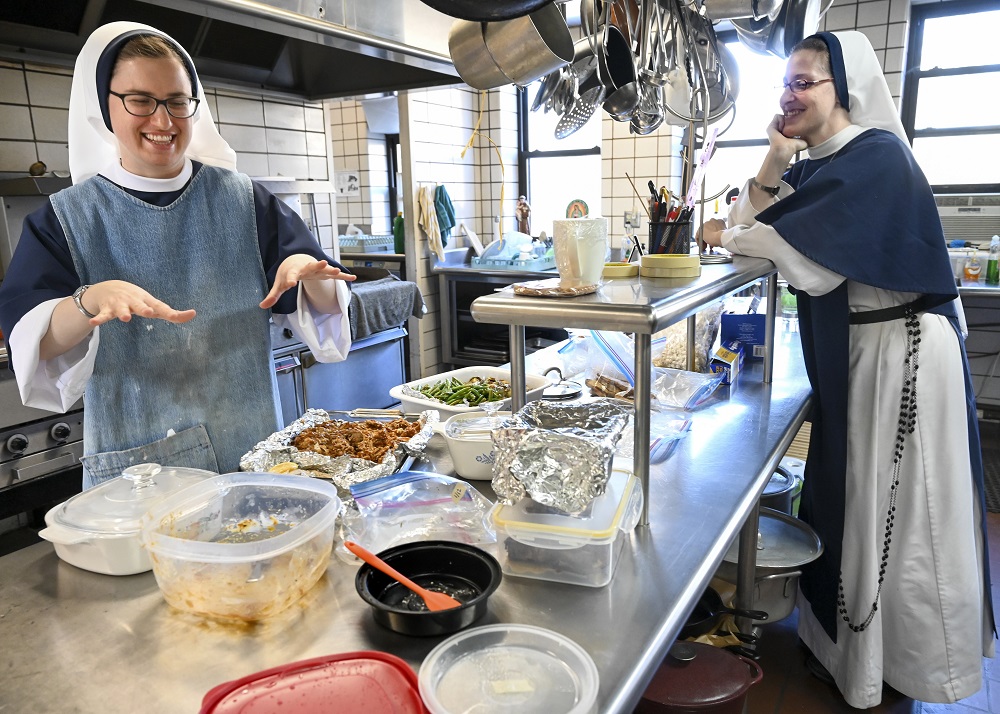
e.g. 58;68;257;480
51;166;280;487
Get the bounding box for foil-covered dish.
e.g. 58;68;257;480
492;399;633;514
239;408;438;494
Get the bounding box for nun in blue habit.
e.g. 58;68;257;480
699;30;994;709
0;22;356;488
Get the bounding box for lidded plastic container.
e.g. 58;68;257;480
419;624;598;714
39;463;216;575
490;468;642;587
140;473;342;621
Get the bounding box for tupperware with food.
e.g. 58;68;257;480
490;468;642;587
439;410;511;480
39;463;216;576
139;473;342;621
389;366;550;418
419;624;599;714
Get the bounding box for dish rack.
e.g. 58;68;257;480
471;254;556;271
338;234;394;253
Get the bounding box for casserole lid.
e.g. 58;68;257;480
53;463;215;536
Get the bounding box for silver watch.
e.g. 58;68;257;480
72;284;97;319
751;178;781;196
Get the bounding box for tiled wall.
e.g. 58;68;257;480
0;59;338;248
329;99;392;235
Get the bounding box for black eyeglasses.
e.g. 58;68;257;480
779;78;835;94
109;91;200;119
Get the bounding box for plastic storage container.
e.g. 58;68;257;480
419;624;598;714
490;469;642;587
140;473;342;621
39;463;216;575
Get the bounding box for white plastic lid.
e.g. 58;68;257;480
418;624;599;714
52;463;216;536
491;469;641;544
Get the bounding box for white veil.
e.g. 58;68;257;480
67;21;237;184
829;30;909;146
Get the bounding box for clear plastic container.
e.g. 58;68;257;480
139;473;342;621
39;463;216;575
419;624;599;714
490;469;642;587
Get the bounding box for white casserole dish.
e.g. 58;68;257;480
38;463;217;576
389;366;550;418
438;411;512;481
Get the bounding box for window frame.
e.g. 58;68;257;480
900;0;1000;194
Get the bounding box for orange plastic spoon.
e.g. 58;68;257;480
345;540;462;611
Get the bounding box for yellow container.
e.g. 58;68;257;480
641;254;700;269
640;264;702;278
603;262;639;278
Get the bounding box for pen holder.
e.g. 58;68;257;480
648;220;692;254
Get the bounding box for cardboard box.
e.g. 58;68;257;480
721;298;766;360
710;340;745;385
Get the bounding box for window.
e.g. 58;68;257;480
901;0;1000;193
702;34;787;219
518;83;602;236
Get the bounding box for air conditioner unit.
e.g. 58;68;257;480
935;194;1000;246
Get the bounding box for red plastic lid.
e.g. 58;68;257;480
200;651;427;714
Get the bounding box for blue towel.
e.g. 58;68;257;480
434;184;456;248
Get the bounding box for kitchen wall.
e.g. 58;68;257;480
328;100;393;235
0;59;338;247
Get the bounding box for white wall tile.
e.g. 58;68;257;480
219;124;266;152
825;4;859;30
238;153;270;177
36;141;68;173
30;107;68;142
25;71;71;108
308;156;329;180
263;102;306;131
268;154;310;178
265;127;308;155
216;95;264;125
305;106;324;133
858;0;890;28
0;67;28;104
0;105;33;140
0;140;38;172
306;131;327;157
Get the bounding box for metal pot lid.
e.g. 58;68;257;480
723;506;823;569
53;463;216;536
542;366;584;400
642;642;759;707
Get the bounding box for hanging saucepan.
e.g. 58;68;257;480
695;42;740;120
780;0;823;58
702;0;782;22
448;20;513;90
599;25;640;119
732;16;777;56
680;586;769;639
484;2;575;87
418;0;554;22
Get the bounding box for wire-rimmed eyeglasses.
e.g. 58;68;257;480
778;78;835;94
109;91;200;118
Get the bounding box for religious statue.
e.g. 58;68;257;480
515;195;531;235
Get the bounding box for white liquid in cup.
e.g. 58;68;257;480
553;218;608;288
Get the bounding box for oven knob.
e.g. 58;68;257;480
51;422;72;442
6;434;28;455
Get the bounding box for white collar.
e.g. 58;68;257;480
99;159;193;192
808;125;867;159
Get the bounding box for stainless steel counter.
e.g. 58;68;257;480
0;332;810;714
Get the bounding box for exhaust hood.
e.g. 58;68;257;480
0;0;461;100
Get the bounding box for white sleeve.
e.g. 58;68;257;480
722;179;845;297
272;280;352;362
9;299;99;413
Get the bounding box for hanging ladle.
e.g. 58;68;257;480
345;541;462;611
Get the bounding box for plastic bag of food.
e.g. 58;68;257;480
336;471;495;563
651;302;725;372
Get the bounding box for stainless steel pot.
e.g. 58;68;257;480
448;20;513;90
638;642;763;714
484;2;575;87
715;507;823;623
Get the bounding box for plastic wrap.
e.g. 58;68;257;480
336;471;496;563
651;302;725;372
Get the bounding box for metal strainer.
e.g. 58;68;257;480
554;84;606;139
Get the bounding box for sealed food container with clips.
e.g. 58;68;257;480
490;469;642;587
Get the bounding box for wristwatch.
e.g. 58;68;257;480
72;285;97;319
751;178;781;196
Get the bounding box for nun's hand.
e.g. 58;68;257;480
697;218;727;249
260;254;356;310
767;114;808;158
82;280;196;326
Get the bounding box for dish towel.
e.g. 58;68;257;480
417;185;444;260
434;184;456;247
347;267;426;340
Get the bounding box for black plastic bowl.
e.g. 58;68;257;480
355;540;502;637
